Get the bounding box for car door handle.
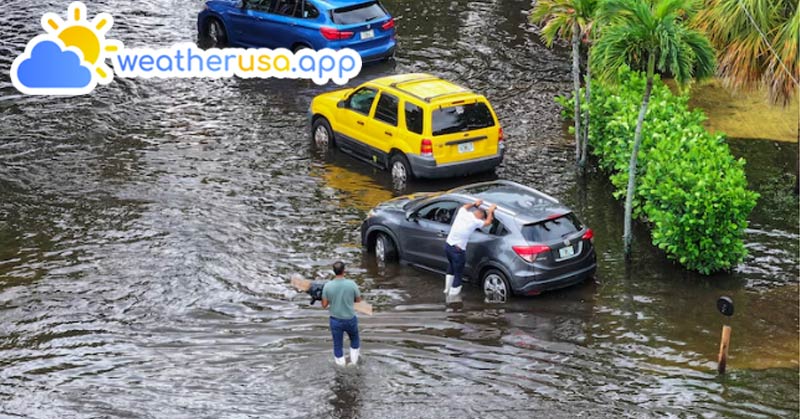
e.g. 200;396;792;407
437;231;446;238
384;131;392;136
357;121;365;126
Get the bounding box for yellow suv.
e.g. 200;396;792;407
309;73;504;182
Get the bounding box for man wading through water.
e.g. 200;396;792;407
444;200;496;296
322;261;362;366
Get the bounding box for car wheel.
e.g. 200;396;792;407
312;118;334;151
206;18;227;48
374;232;397;264
482;269;511;303
292;44;311;53
389;154;412;187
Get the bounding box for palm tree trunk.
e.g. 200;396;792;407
580;47;591;167
623;54;655;256
571;22;581;163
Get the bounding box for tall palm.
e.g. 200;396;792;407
531;0;598;164
694;0;799;105
592;0;716;256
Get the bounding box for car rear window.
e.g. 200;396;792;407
331;1;387;25
522;213;583;243
432;102;495;136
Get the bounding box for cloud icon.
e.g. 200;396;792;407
11;35;97;95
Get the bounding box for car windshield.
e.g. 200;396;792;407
522;213;583;243
432;102;495;136
331;1;387;24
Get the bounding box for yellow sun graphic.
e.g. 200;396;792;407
40;2;122;83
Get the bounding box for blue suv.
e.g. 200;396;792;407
198;0;397;62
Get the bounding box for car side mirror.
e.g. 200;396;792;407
337;100;346;109
406;211;418;222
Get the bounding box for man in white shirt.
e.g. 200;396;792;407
444;199;496;296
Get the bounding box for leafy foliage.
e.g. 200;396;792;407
693;0;799;105
559;67;759;273
592;0;717;86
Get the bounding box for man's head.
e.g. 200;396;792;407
333;261;346;276
473;208;486;220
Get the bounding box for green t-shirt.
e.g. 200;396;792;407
322;278;360;320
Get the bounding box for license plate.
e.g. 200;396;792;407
458;142;474;153
361;30;375;40
559;246;575;259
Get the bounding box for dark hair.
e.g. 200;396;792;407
333;261;346;276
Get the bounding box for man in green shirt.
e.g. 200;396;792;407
322;261;362;366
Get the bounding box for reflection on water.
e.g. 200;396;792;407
0;0;798;417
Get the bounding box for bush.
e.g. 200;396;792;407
559;66;758;274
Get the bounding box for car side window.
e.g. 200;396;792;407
405;102;423;134
374;93;399;126
347;88;378;116
416;201;460;225
479;219;506;235
244;0;273;11
272;0;297;16
294;1;319;18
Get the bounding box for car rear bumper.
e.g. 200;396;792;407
513;262;596;295
407;150;504;179
354;41;396;62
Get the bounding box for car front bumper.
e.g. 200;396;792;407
406;150;504;179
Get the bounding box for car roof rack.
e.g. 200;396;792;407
389;76;473;103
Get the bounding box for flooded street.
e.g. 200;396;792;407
0;0;798;417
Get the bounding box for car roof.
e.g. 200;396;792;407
369;73;480;105
447;180;571;224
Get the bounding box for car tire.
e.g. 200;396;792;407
311;117;335;151
482;269;511;303
389;153;413;185
374;232;397;264
205;18;227;48
292;43;311;53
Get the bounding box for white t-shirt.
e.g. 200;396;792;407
446;207;485;250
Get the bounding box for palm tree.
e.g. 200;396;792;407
592;0;716;256
694;0;799;106
531;0;598;164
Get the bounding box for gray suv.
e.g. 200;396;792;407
360;180;597;299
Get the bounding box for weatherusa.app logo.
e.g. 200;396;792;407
11;2;122;95
10;2;363;96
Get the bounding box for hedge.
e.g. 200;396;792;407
558;66;758;274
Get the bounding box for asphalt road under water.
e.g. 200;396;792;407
0;0;798;417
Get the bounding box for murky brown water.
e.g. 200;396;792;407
1;0;798;417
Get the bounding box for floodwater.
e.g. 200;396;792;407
0;0;798;417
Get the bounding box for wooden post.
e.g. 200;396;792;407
717;325;732;374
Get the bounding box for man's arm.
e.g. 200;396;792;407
483;204;497;227
322;298;329;309
463;199;482;210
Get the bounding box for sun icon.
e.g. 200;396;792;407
40;2;123;83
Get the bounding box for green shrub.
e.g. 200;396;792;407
558;66;758;274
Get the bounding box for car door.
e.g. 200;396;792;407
226;0;276;47
399;200;460;271
267;0;302;48
365;91;399;167
335;86;379;160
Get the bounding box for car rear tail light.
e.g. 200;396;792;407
320;27;354;40
381;18;395;30
582;228;594;243
421;139;433;157
512;244;550;263
498;127;504;147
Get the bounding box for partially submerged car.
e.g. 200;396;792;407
360;180;596;300
310;73;504;185
198;0;396;61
